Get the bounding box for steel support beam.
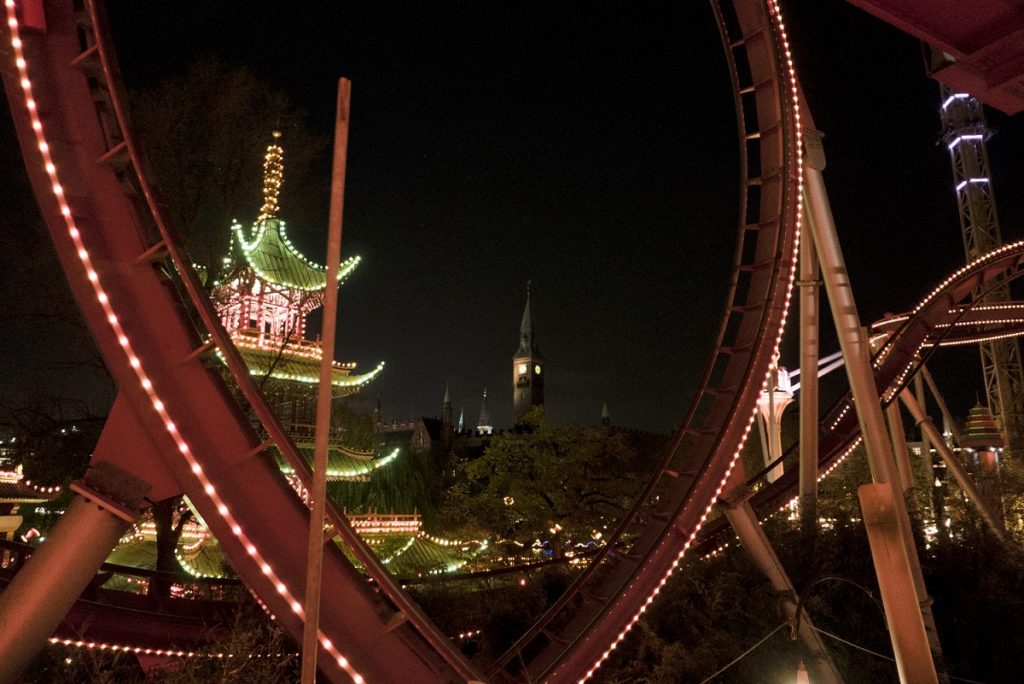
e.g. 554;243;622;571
302;78;352;683
887;402;920;513
804;151;943;670
721;490;842;684
859;483;938;684
798;235;821;539
0;464;148;683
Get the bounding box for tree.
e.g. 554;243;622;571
441;411;643;556
132;57;326;277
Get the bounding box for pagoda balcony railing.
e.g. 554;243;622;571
282;421;359;449
346;511;423;536
231;327;357;369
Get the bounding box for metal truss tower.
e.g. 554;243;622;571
939;86;1024;455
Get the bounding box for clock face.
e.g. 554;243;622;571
518;363;528;375
534;364;542;375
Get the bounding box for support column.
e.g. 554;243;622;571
721;490;842;684
915;375;938;521
804;153;943;675
0;463;148;683
887;402;920;513
859;483;938;684
302;78;352;683
798;235;820;540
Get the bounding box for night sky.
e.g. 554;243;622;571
3;1;1024;432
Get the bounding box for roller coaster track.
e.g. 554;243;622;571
693;240;1024;553
490;1;804;680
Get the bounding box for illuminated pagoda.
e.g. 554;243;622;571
0;461;61;542
104;134;488;585
212;132;383;411
210;132;389;481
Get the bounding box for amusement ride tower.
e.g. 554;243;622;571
936;85;1024;454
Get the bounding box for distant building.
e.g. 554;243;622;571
513;284;544;420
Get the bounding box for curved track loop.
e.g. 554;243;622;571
873;301;1024;347
491;2;803;681
695;240;1024;552
2;1;477;681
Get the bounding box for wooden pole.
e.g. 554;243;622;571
301;78;351;683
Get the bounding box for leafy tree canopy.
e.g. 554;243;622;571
132;58;326;277
442;410;645;555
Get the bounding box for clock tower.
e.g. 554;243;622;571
513;283;544;420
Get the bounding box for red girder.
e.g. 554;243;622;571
846;0;1024;114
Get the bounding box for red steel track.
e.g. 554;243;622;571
694;240;1024;552
490;1;804;680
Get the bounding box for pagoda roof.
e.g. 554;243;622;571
0;467;61;504
277;445;400;481
231;218;360;292
224;343;384;398
959;403;1005;449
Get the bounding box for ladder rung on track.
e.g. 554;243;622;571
135;239;169;264
247;437;275;458
98;140;129;167
183;339;217;363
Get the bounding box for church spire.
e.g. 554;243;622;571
442;381;453;443
513;283;544;420
601;401;610;428
258;131;284;221
477;389;493;435
516;280;539;357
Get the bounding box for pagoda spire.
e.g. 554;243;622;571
258;130;284;221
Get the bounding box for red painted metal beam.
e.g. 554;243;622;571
847;0;1024;114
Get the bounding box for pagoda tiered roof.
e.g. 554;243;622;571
225;329;384;398
277;445;400;482
210;132;384;397
229;217;360;292
0;465;61;504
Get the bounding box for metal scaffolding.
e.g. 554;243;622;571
939;86;1024;455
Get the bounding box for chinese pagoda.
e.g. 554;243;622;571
211;132;384;427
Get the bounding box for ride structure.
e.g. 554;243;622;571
1;0;1021;682
936;86;1024;455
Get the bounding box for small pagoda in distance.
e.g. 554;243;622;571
211;132;384;430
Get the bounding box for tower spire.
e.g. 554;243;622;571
477;389;493;434
513;283;544;420
258;131;284;221
442;381;454;443
517;280;537;357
